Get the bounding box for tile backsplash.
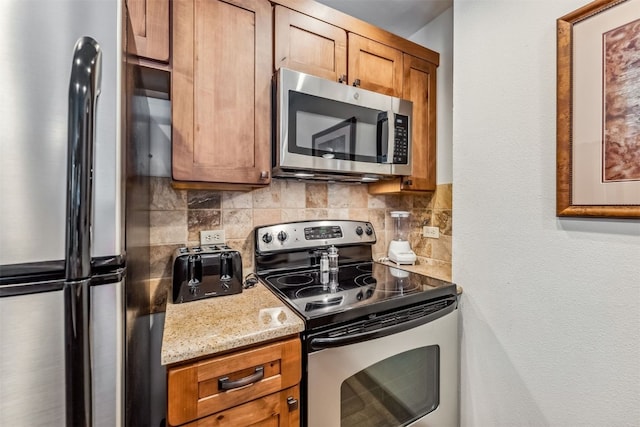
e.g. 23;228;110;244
148;178;452;312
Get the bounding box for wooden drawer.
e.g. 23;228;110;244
182;385;300;427
167;337;301;426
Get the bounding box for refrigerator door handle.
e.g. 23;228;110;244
64;36;102;427
65;36;102;282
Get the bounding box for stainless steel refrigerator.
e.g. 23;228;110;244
0;1;132;425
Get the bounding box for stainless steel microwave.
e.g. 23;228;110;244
273;68;413;182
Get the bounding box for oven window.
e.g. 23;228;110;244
340;345;439;427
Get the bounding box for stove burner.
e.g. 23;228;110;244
295;285;344;299
356;263;372;272
354;273;376;287
276;274;314;287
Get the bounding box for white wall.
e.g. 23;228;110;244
453;1;640;426
410;7;454;184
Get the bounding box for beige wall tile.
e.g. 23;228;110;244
150;177;187;210
433;209;452;236
349;185;369;208
150;244;181;279
253;180;281;208
280;180;306;208
327;208;350;219
368;194;386;209
430;235;452;263
253;209;282;227
150;211;187;245
306;183;328;207
222;191;253;209
327;184;350;208
147;178;453;312
187;210;222;242
304;208;329;220
348;208;370;221
281;208;306;222
222;209;253;239
434;183;452;209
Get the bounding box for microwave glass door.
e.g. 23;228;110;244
288;91;391;163
340;345;440;426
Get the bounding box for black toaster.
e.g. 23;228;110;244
172;245;243;303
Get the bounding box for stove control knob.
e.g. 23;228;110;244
262;232;273;244
365;225;373;236
356;291;363;301
355;226;363;236
277;230;288;243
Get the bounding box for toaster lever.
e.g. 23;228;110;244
220;252;232;281
188;255;202;288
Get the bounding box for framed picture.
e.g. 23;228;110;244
557;0;640;218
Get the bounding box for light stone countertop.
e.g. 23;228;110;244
161;283;305;366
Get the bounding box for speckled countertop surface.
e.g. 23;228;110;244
161;283;305;366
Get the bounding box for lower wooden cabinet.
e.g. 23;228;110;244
182;385;300;427
167;337;301;426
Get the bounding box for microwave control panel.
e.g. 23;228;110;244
393;115;409;164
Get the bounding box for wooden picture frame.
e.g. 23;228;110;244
557;0;640;218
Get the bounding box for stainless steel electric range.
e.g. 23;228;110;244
254;220;460;427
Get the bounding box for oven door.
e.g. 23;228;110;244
305;303;459;427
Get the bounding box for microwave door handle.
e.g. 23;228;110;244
385;110;395;164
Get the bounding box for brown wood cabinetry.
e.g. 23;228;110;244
172;0;272;187
274;6;403;97
347;33;403;97
273;3;437;192
274;6;347;82
126;0;170;62
369;54;438;193
167;337;301;427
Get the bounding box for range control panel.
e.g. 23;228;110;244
255;220;376;253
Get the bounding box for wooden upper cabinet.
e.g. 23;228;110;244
274;6;347;82
347;33;403;97
172;0;272;186
369;54;437;194
126;0;170;62
402;54;437;191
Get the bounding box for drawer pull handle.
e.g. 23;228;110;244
218;366;264;391
287;396;298;412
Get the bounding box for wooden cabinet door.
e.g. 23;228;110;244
369;54;437;194
274;6;347;83
347;33;403;97
401;54;437;191
182;386;300;427
126;0;170;62
172;0;272;186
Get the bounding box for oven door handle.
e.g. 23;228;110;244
308;300;456;351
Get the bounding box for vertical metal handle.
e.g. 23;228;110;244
64;36;102;427
220;252;232;280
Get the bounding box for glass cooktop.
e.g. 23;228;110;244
261;262;456;329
